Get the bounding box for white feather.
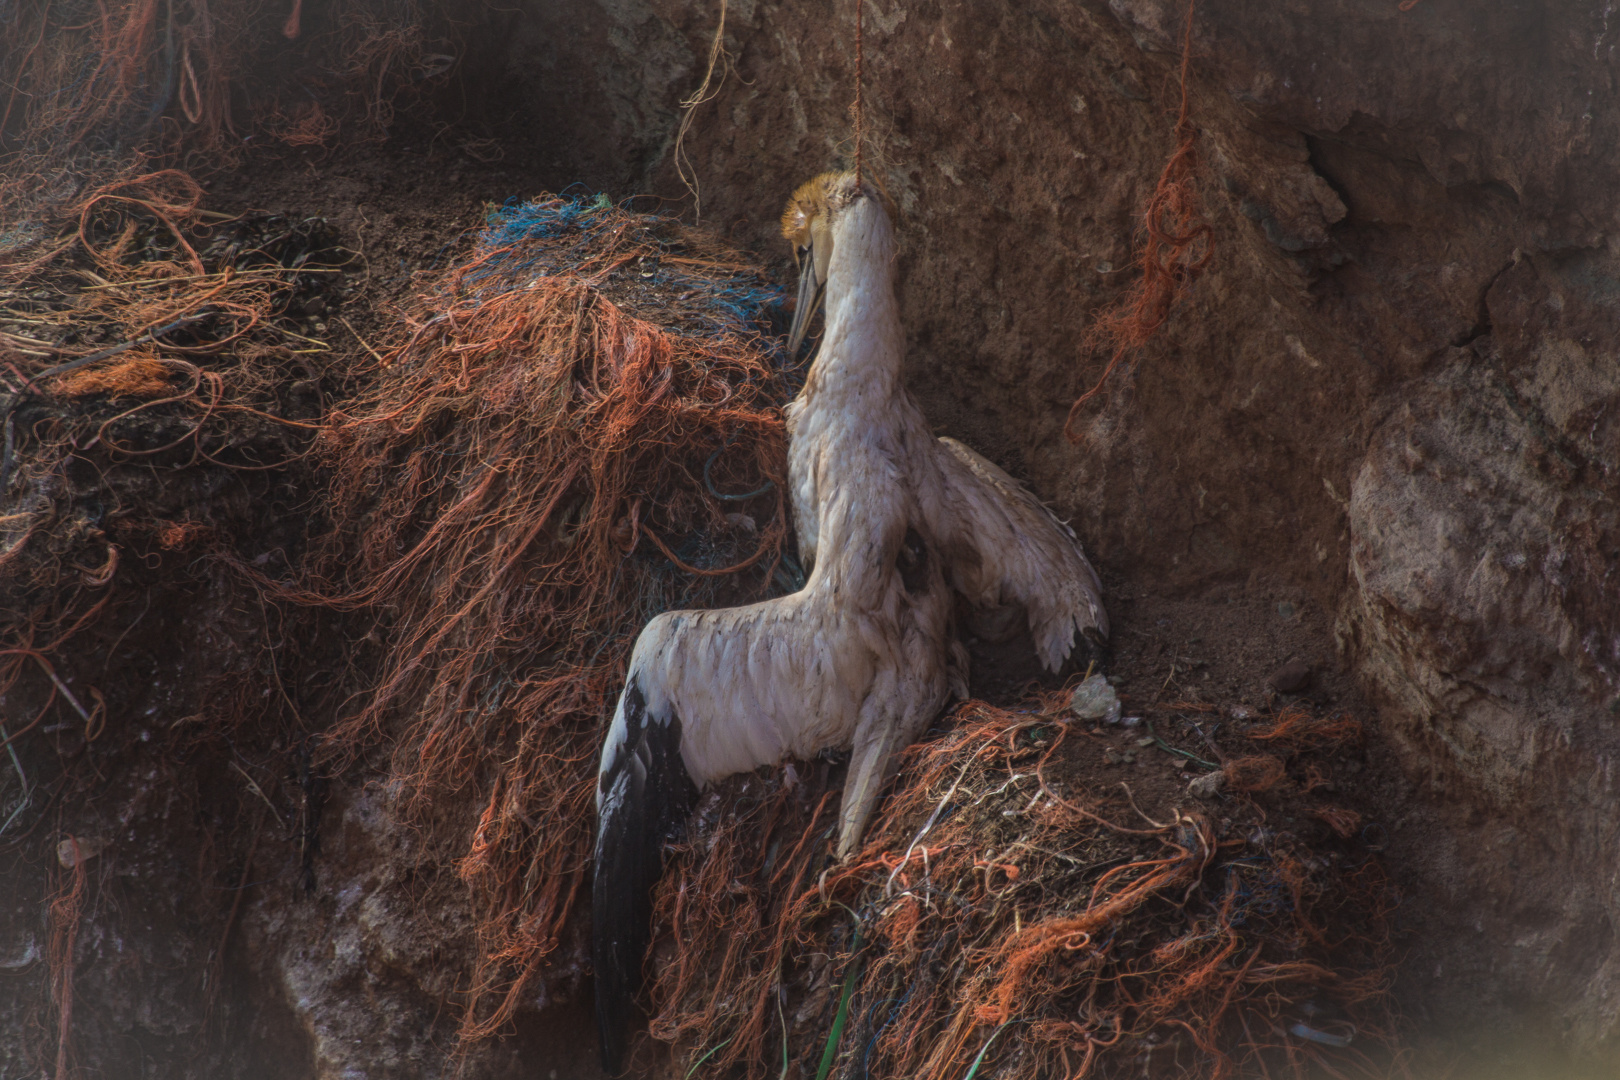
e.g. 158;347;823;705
599;176;1106;859
787;194;1109;676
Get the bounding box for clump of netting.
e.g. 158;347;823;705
287;194;798;1037
0;168;352;621
0;0;450;260
648;696;1400;1080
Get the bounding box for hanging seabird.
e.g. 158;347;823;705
780;172;1109;671
593;173;954;1073
593;171;1107;1073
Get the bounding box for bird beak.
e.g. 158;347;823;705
786;246;825;356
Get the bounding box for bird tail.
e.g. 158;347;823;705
593;678;697;1075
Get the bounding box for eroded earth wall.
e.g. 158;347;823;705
521;0;1620;1057
4;1;1619;1075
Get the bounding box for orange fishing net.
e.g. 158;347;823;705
271;196;798;1038
650;697;1400;1080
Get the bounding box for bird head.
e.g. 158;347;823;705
780;171;895;355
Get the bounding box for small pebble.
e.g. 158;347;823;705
1070;674;1122;724
57;836;108;868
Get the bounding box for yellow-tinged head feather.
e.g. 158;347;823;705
780;171;897;261
780;172;843;250
779;171;897;354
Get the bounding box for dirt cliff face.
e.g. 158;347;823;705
543;0;1619;1057
5;0;1619;1074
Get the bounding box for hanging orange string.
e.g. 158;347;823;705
1063;0;1212;443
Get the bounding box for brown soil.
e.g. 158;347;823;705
0;129;1454;1079
5;1;1619;1078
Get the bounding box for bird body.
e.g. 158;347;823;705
593;172;1106;1073
783;173;1108;671
594;178;953;1072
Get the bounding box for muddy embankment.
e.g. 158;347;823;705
2;0;1617;1077
544;0;1620;1064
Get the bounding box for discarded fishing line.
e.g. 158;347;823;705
0;169;356;770
276;194;798;1038
1065;0;1212;441
649;694;1400;1079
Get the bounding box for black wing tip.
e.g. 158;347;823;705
592;687;697;1077
594;823;664;1076
593;814;636;1074
595;982;631;1074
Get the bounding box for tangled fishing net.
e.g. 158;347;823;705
0;15;1405;1071
648;696;1400;1080
0;0;450;261
0;166;350;734
269;193;800;1037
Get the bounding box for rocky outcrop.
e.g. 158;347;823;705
1346;251;1620;1051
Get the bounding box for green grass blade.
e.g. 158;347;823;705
814;924;865;1080
684;1037;732;1079
961;1021;1011;1080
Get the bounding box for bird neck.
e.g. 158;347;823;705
808;198;903;400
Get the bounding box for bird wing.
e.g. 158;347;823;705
594;589;862;1073
920;436;1108;671
593;671;696;1074
637;593;875;784
594;523;953;1070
